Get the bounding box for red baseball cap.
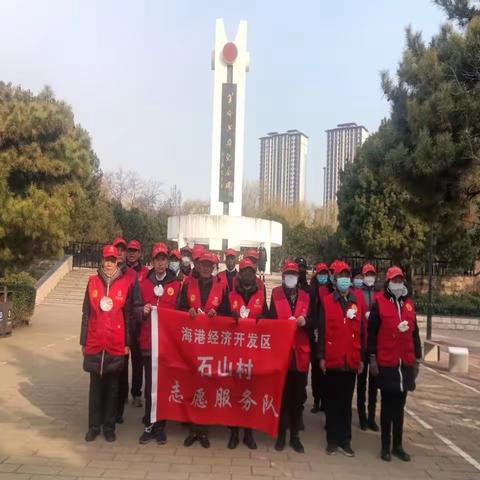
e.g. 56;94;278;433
333;261;351;275
225;248;237;258
283;261;299;274
127;239;141;251
329;259;340;271
112;237;127;248
102;245;119;259
246;249;259;260
386;266;405;281
192;245;206;261
239;258;256;271
362;263;376;275
199;252;219;264
152;242;168;258
169;249;181;260
180;245;192;254
315;263;329;274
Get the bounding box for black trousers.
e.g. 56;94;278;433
279;370;308;436
117;355;128;417
130;335;143;397
325;370;356;448
89;372;119;433
380;390;407;451
143;355;166;429
356;354;378;420
310;345;324;407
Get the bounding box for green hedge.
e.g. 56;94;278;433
0;272;36;324
414;293;480;317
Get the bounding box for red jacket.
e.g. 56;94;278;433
229;289;265;319
271;286;310;373
323;292;362;371
318;285;330;300
138;273;182;351
84;274;131;356
187;277;225;312
376;294;417;367
352;287;369;349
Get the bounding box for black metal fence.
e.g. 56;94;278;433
340;256;475;277
341;256;393;274
65;242;104;268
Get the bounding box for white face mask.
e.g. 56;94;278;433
181;256;191;267
389;281;407;298
364;276;375;287
212;266;218;276
169;261;180;273
284;274;298;289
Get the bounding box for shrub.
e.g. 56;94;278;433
414;293;480;317
0;272;36;324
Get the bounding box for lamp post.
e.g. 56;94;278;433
426;226;434;340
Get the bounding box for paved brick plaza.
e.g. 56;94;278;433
0;302;480;480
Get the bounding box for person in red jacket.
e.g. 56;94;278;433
354;264;379;431
226;258;269;450
179;245;193;281
308;262;331;413
177;251;229;448
245;249;267;295
269;261;310;454
80;245;132;443
317;261;364;457
368;266;422;462
218;248;238;292
126;239;150;408
168;249;182;277
135;242;182;445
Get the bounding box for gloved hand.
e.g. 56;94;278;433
369;356;379;377
296;315;306;327
239;305;250;319
346;308;356;320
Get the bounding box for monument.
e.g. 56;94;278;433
167;19;282;274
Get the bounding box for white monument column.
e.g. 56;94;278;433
209;19;250;219
168;20;282;271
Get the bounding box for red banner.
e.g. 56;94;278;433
150;307;296;437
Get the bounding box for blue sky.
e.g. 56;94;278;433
0;0;446;205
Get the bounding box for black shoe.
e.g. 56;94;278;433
274;433;286;451
183;434;197;447
368;419;379;432
103;430;116;442
338;445;355;457
198;434;210;448
85;428;100;442
326;443;337;455
116;415;124;424
156;427;167;445
139;425;157;445
319;403;325;412
359;418;368;431
243;430;257;450
381;449;392;462
311;405;321;414
227;430;239;449
289;436;305;454
392;447;411;462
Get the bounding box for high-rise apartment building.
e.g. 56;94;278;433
324;122;369;204
259;130;308;208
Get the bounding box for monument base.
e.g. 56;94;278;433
167;214;282;274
